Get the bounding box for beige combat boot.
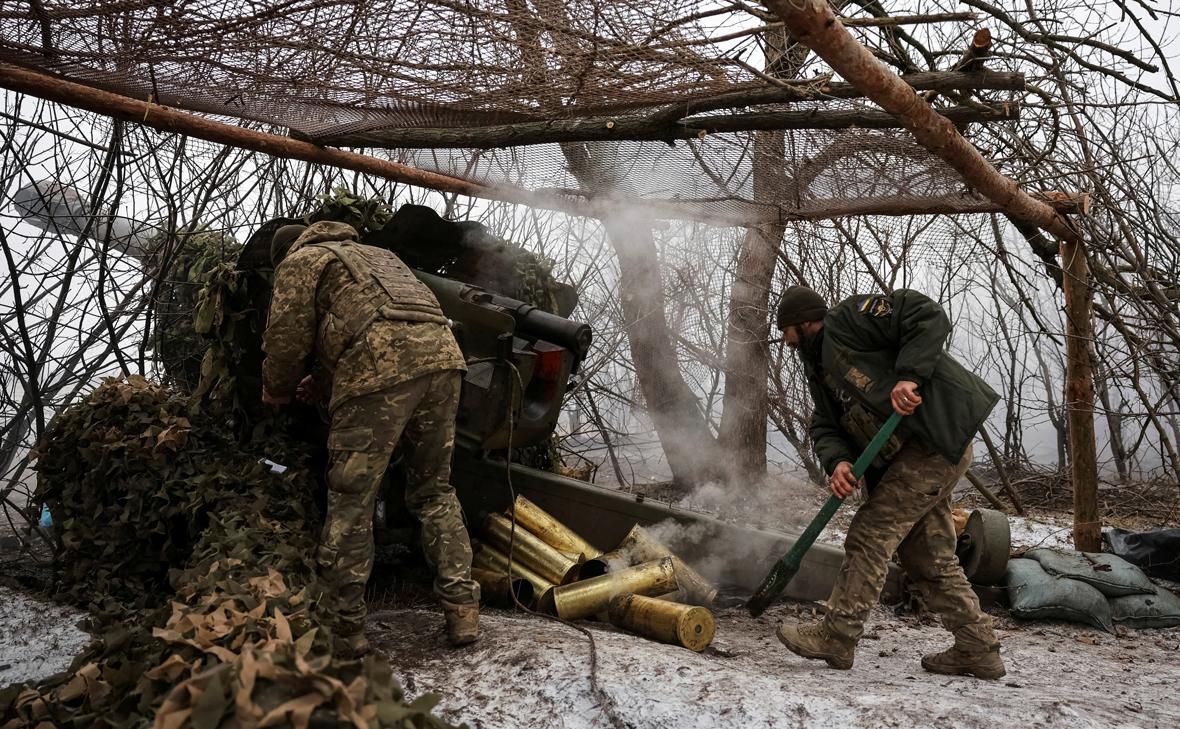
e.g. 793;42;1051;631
442;600;480;646
776;621;856;669
921;643;1006;679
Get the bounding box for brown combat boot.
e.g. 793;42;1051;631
442;600;480;646
776;621;855;669
921;643;1006;679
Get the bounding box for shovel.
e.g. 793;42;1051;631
747;410;903;617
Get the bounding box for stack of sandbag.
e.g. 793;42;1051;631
1007;547;1180;632
471;495;717;652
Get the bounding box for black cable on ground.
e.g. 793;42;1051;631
493;359;627;729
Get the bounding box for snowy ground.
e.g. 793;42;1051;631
0;585;89;688
372;601;1180;729
3;503;1178;728
4;581;1177;728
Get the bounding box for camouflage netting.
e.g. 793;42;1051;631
0;1;1032;225
1;377;457;729
153;229;244;394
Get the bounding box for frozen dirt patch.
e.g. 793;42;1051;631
369;602;1180;729
0;585;90;688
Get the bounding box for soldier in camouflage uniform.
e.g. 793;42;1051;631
261;221;480;654
773;286;1006;679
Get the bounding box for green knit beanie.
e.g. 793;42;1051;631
775;285;829;330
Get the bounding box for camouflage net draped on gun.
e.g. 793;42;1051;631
1;377;458;729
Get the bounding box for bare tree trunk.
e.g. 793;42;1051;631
563;144;724;485
1061;238;1100;552
717;24;813;482
1094;363;1129;482
717;218;781;480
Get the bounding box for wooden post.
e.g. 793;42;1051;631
1060;237;1101;551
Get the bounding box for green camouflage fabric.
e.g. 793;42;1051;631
262;220;466;412
320;370;479;635
823;442;999;651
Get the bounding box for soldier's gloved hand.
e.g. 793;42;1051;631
891;380;922;416
829;461;861;499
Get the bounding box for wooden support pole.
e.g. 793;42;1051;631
1061;237;1101;551
838;12;980;28
310;103;1020;149
0;63;1082;229
762;0;1079;245
0;62;727;226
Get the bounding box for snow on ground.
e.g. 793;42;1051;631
371;602;1180;729
815;510;1079;552
1007;513;1077;551
0;585;90;688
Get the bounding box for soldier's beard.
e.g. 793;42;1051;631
799;327;824;359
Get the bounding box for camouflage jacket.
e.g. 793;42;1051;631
262;221;466;411
798;289;999;472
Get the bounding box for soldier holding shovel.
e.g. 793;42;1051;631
773;286;1005;679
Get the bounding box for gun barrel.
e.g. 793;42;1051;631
414;270;591;358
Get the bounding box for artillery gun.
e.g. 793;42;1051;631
20;182;984;608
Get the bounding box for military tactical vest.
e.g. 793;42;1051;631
822;370;905;468
308;240;449;367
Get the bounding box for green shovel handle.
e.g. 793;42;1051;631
747;410;903;616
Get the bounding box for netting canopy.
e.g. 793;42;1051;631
0;1;1031;224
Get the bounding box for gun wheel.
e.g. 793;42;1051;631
958;508;1011;586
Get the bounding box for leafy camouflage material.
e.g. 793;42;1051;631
151;229;243;393
3;377;461;729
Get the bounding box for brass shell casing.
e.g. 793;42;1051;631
549;557;678;621
473;542;555;607
605;524;717;606
510;495;603;560
577;557;610;579
483;513;580;585
607;593;716;652
471;567;535;607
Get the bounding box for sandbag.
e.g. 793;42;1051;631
1025;547;1156;597
1105;528;1180;581
1006;558;1114;632
1109;586;1180;629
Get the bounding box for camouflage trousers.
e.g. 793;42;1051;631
319;370;479;635
823;442;999;650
